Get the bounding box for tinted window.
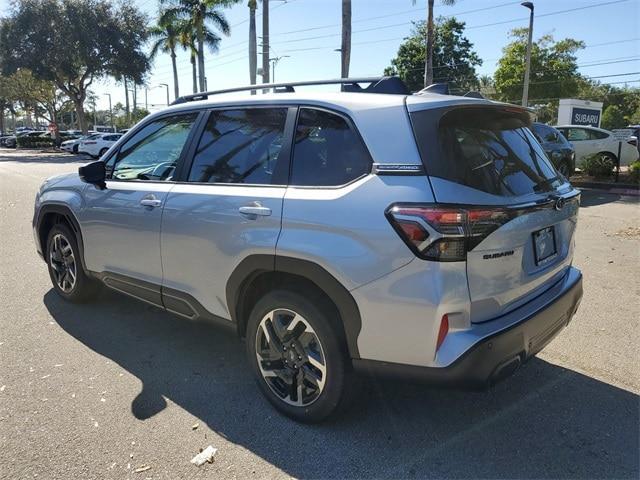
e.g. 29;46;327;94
187;108;287;184
565;128;589;141
290;108;371;186
430;108;561;196
110;113;197;181
589;129;609;140
532;124;558;143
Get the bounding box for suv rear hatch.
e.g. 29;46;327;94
407;100;580;322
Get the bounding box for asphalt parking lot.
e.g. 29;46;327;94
1;148;638;480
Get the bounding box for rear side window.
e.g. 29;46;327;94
187;108;287;184
413;107;562;196
589;129;608;140
290;108;371;186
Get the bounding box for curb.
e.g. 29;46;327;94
570;179;640;196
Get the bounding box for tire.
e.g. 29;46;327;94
73;144;78;154
246;289;357;423
599;152;617;165
46;223;98;303
99;148;108;157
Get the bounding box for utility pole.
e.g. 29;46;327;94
104;93;113;130
144;88;148;111
521;1;534;107
262;0;270;89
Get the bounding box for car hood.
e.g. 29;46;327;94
39;172;82;193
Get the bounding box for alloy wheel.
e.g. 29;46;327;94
255;308;327;407
49;233;77;293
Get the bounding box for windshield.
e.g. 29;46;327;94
412;107;563;197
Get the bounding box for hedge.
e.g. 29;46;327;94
16;136;55;149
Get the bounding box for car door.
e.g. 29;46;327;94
80;112;200;290
160;106;294;320
564;127;591;161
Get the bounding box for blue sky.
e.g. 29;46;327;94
2;0;639;110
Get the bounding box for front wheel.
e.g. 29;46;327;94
46;224;98;303
246;289;356;423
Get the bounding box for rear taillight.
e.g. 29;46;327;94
386;204;516;261
436;314;449;351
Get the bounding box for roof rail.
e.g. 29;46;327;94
171;76;410;105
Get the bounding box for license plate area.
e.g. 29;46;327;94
533;226;557;266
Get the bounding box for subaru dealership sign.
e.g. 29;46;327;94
557;99;603;127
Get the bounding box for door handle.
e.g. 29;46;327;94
239;203;271;217
140;195;162;208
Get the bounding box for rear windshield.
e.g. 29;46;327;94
412;107;563;196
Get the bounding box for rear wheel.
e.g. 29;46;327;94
246;289;356;423
46;223;98;303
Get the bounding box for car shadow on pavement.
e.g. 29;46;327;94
0;150;92;163
579;188;639;208
44;289;639;480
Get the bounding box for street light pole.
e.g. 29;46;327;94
159;83;170;106
269;55;289;83
521;2;534;107
104;93;113;130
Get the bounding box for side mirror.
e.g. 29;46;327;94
79;160;106;189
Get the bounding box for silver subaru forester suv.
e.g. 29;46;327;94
34;77;583;422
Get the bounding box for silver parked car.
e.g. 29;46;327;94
33;77;583;422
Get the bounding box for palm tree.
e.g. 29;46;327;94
412;0;456;88
163;0;231;92
248;0;257;90
150;10;182;100
341;0;351;78
177;21;199;93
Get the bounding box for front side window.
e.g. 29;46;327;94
566;128;589;141
290;108;371;186
187;108;287;184
430;108;562;196
110;113;198;181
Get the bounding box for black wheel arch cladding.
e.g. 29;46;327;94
227;254;362;359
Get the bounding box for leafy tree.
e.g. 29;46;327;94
385;18;482;93
601;105;626;130
162;0;232;92
5;69;72;142
0;75;16;133
576;79;640;126
493;29;584;105
411;0;456;87
0;0;149;133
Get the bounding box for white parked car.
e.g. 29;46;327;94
60;133;99;154
555;125;639;167
78;133;123;158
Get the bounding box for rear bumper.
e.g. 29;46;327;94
353;266;583;388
